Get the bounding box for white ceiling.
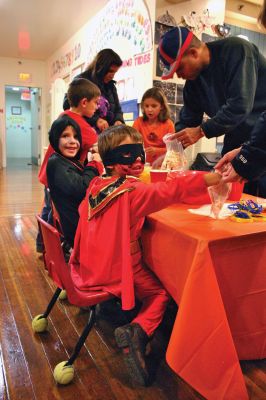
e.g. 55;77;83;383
0;0;263;61
0;0;109;60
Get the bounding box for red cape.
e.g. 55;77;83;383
69;176;137;310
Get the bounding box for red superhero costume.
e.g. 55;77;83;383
69;172;209;336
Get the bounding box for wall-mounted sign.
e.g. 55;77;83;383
18;73;32;83
21;90;31;101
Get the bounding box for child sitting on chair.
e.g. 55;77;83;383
69;125;222;386
36;78;101;253
47;114;102;250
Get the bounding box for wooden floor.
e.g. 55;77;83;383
0;160;265;400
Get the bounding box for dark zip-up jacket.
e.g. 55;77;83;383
175;37;266;155
47;153;99;247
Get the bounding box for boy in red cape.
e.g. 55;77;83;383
69;125;222;386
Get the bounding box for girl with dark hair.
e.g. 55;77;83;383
46;114;101;249
64;49;124;133
133;87;174;164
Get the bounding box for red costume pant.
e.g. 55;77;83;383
131;258;169;337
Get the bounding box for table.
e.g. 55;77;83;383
141;200;266;400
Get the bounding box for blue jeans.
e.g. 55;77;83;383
36;187;53;251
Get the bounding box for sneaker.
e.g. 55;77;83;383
114;323;149;386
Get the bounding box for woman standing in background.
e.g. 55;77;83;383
64;48;125;133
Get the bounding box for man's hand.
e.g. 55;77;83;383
97;118;109;132
174;126;204;148
221;163;246;183
215;147;241;173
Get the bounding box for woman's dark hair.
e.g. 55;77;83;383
83;49;122;83
258;0;266;28
49;114;82;160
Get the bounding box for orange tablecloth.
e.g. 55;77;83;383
141;200;266;400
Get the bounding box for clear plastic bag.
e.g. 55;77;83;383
161;133;187;171
208;180;232;219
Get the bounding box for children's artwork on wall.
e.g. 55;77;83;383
154;22;175;45
121;99;139;126
117;77;135;101
202;33;219;43
181;9;215;37
85;0;153;63
11;106;21;115
156;50;166;78
168;104;176;122
153;80;184;124
176;84;184;104
153;80;176;104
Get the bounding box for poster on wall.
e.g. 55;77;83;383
85;0;153;63
83;0;153;102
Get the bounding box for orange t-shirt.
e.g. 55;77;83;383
133;117;175;163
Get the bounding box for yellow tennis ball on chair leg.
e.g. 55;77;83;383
32;314;48;332
54;361;74;385
59;289;67;300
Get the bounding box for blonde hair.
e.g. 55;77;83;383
141;87;171;122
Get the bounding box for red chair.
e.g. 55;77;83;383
32;215;113;385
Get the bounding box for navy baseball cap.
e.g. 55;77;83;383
158;26;194;80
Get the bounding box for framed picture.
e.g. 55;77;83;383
11;106;21;115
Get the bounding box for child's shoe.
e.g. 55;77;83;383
114;322;149;386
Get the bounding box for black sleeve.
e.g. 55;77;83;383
202;41;260;138
47;157;99;202
112;85;124;123
232;112;266;180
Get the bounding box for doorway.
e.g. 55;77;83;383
5;85;41;167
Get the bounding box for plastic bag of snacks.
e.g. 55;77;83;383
208;179;232;218
161;133;187;171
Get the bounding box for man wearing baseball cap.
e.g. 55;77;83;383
158;26;266;196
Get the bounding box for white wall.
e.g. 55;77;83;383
46;0;156;123
0;57;47;167
6;92;31;158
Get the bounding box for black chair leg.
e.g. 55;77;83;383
43;287;62;318
65;306;96;366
